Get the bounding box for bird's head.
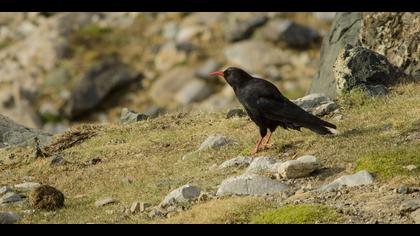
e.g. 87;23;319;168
209;67;252;88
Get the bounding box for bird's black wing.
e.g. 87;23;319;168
256;96;337;135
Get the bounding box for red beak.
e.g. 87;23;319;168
209;71;224;77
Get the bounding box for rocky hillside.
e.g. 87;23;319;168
0;81;419;224
0;12;419;224
0;12;333;134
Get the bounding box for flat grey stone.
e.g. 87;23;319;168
277;155;320;179
160;184;201;207
95;198;117;207
216;175;288;196
0;192;22;204
319;170;374;191
0;212;21;224
219;156;253;169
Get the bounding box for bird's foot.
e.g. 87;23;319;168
262;143;273;149
250;148;259;155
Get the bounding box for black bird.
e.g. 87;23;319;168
210;67;337;154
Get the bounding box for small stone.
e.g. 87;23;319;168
400;200;420;213
0;212;20;224
166;205;178;213
130;201;140;214
50;155;66;166
29;185;65;210
120;108;148;124
140;202;151;212
411;209;420;224
245;157;279;175
219;156;253;169
293;93;338;116
277;155;320;179
226;109;247;119
397;185;409;194
0;186;12;196
319;170;374;191
198;134;232;151
148;207;164;218
14;182;41;192
0;192;22;204
225;15;268;42
160;184;201;207
404;165;417;171
95;198;117;207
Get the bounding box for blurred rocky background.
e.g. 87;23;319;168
0;12;417;136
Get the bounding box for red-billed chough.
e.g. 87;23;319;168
210;67;337;154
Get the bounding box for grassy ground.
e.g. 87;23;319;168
0;82;419;224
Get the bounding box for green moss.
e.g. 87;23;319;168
355;146;420;181
251;204;344;224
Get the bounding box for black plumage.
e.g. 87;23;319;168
210;67;337;154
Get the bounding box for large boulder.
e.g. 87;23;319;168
0;114;51;148
309;12;419;98
334;45;404;95
63;56;142;120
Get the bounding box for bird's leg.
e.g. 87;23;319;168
251;137;265;155
262;132;273;149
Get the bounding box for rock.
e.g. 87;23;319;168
404;165;417;171
263;19;320;49
29;185;65;210
411;209;420;224
277;155;320;179
162;22;178;40
224;40;287;75
245;157;279;175
364;84;389;96
95;198;117;207
144;106;166;119
0;186;12;196
63;56;142;120
397;185;409;194
310;12;418;98
50;155;66;166
400;200;420;213
148;207;164;218
175;25;203;44
313;12;336;21
319;170;374;191
160;184;201;207
150;67;196;107
154;42;187;72
120;108;148;124
226;109;247;119
292;93;338;116
14;182;41;192
219;156;253;169
140;202;151;212
198;134;232;151
0;212;20;224
130;201;140;214
195;59;221;79
333;45;404;95
0;192;22;204
225;15;268;42
174;80;212;105
0;114;51;148
216;175;288;196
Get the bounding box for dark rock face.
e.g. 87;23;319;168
309;12;362;98
360;13;419;78
310;12;418;98
63;56;142;120
334;45;405;95
0;114;51;148
29;185;65;210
